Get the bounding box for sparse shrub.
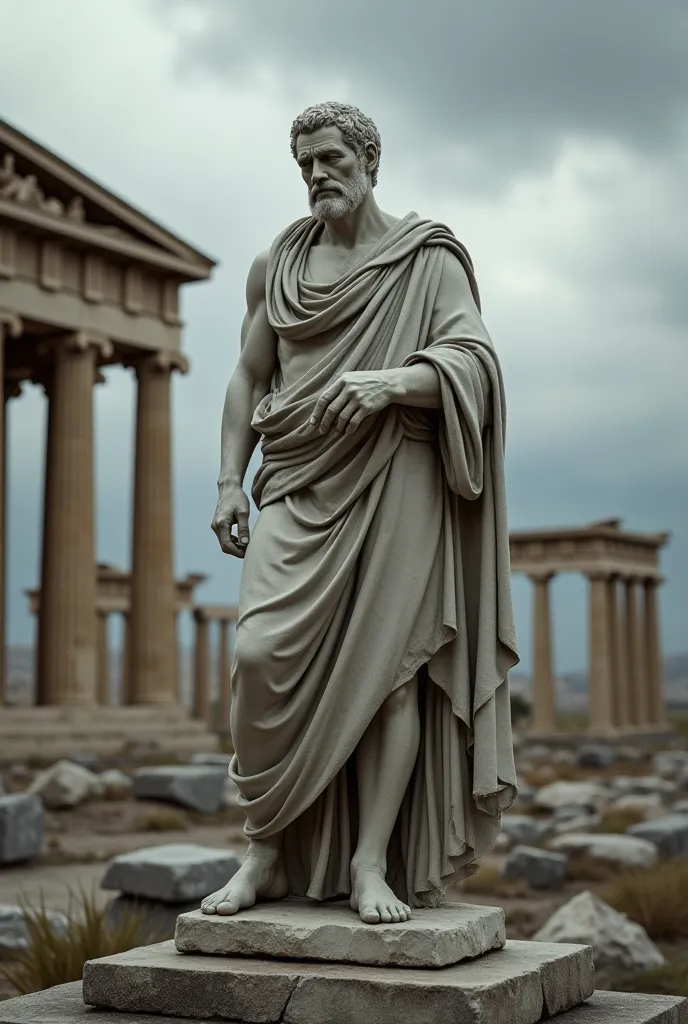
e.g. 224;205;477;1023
594;807;645;834
135;809;189;832
602;858;688;940
0;888;163;997
566;855;620;883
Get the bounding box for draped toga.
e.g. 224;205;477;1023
227;210;520;907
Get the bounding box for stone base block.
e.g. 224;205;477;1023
0;707;219;762
82;938;594;1023
175;900;505;968
2;981;687;1023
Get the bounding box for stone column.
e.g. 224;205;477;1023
97;610;110;705
0;311;22;706
611;575;632;731
625;577;650;728
128;352;188;705
528;571;557;734
36;332;112;705
193;608;210;721
218;618;232;734
120;610;131;704
644;576;667;729
587;571;615;735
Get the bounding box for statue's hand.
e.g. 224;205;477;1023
310;371;397;436
211;484;251;558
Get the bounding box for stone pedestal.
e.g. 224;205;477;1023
80;901;598;1024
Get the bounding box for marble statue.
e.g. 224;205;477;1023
204;101;519;925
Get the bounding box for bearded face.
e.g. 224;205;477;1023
308;154;369;222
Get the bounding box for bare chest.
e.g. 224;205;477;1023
304;241;377;286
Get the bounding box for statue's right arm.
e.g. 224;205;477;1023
212;248;277;556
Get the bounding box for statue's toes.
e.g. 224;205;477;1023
360;903;381;924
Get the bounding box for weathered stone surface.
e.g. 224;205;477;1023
27;759;101;808
653;750;688;781
101;844;242;902
3;981;687;1024
98;768;133;799
577;744;616;767
548;833;659;869
82;937;594;1024
612;793;665;816
534;890;665;983
500;815;550;844
0;903;68;951
553;812;602;836
535;781;611;813
503;845;568;889
0;793;43;863
611;776;677;798
188;752;233;766
175;900;505;968
628;814;688;858
132;766;227;813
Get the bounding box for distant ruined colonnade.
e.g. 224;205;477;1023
510;518;671;738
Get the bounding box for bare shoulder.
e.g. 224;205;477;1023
245;248;271;313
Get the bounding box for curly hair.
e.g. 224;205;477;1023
290;101;382;187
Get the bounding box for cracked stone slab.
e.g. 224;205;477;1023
3;981;686;1023
175;899;506;968
82;937;594;1024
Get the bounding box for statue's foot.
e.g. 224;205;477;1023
200;843;288;916
350;863;411;924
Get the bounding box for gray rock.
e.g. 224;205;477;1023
548;833;659;869
535;780;611;813
82;937;594;1023
0;775;4;797
673;798;688;814
653;749;688;780
2;983;687;1024
500;814;550;844
176;900;506;969
616;744;649;764
28;759;101;809
0;904;68;951
628;814;688;858
99;769;133;799
187;752;232;767
553;804;596;823
101;843;242;902
533;890;665;984
106;895;197;940
552;812;602;836
132;766;227;813
611;775;677;798
577;743;616;767
514;782;536;805
0;794;44;863
502;844;568;889
612;793;665;817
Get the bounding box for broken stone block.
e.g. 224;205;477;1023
101;844;242;903
0;794;44;863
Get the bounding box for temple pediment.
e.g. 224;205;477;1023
0;117;215;280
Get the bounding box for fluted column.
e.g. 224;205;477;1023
97;610;110;705
36;332;112;705
120;610;131;704
623;577;640;726
644;577;667;729
0;311;22;706
128;351;188;704
528;571;557;734
218;618;232;734
193;608;210;720
588;571;615;735
625;577;650;728
611;575;632;730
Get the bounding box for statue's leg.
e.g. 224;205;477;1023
350;675;420;924
201;832;288;915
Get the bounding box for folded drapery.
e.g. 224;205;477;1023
228;211;519;906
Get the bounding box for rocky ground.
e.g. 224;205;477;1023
2;735;688;1000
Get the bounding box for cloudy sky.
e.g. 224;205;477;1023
1;0;686;674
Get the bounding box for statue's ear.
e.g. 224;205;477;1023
365;142;379;179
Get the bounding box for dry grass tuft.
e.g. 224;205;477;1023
594;807;646;834
566;855;620;883
460;863;528;898
0;888;164;997
608;957;688;997
602;858;688;941
135;808;189;832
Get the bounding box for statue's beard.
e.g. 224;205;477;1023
309;161;368;221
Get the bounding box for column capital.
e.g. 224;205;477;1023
0;309;22;337
193;606;209;624
642;575;665;589
586;570;614;582
127;350;189;377
37;330;113;361
527;570;556;584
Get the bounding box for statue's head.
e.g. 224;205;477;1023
290;101;381;222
